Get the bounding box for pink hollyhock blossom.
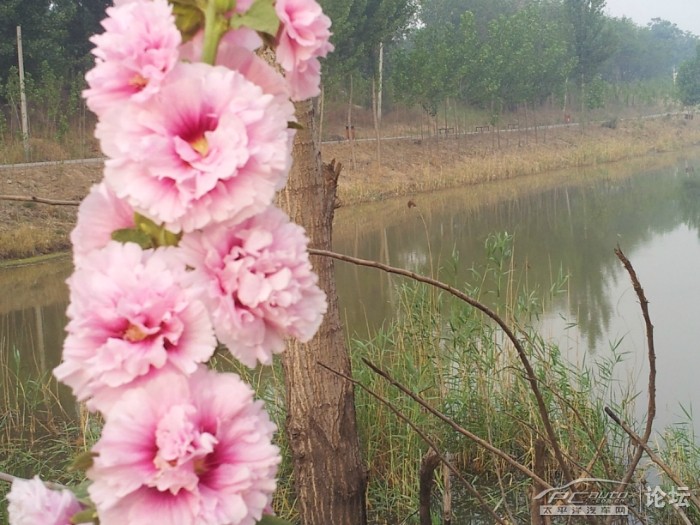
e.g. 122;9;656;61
180;206;327;367
97;62;293;233
275;0;334;100
71;182;135;266
84;0;181;116
54;242;215;412
87;368;280;525
7;476;85;525
179;30;294;139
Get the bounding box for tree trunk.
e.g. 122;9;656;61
280;98;368;525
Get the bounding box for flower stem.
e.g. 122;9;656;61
201;0;224;65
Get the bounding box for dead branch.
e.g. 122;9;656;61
611;248;656;492
419;450;440;525
0;194;80;206
310;247;574;483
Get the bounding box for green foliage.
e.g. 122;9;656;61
230;0;280;36
677;45;700;106
391;12;478;114
0;0;110;84
585;74;608;109
170;0;206;41
391;2;573;114
111;214;182;250
320;0;416;80
603;17;697;84
348;236;636;522
564;0;617;85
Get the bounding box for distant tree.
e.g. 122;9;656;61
648;18;697;69
0;0;53;77
320;0;415;81
564;0;616;86
677;45;700;106
0;0;110;103
319;0;369;79
392;12;478;115
419;0;517;36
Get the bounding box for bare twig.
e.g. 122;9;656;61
310;247;574;482
612;247;656;491
604;406;700;512
317;361;508;525
0;194;80;206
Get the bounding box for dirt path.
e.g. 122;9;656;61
2;115;700;261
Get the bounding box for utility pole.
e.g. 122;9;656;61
17;26;30;157
377;41;384;124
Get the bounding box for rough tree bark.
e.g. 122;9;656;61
279;98;367;525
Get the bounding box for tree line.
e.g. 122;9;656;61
1;0;699;135
322;0;699;119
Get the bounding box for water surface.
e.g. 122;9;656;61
333;150;700;433
2;150;700;436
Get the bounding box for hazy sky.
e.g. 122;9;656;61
604;0;700;36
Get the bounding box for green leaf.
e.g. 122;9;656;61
257;516;294;525
230;0;280;36
111;214;181;249
71;508;98;524
287;121;304;130
70;451;98;472
134;213;182;248
169;1;205;41
111;228;154;250
70;481;92;504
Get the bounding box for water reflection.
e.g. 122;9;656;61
333;151;700;429
0;257;74;417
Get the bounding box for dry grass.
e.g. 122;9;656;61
0;163;101;260
326;115;700;205
1;112;700;261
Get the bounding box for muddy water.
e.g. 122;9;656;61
2;149;700;435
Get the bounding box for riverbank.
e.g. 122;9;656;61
2;114;700;260
326;114;700;205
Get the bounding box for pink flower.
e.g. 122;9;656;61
180;206;327;367
275;0;334;100
71;182;135;266
87;368;280;525
6;476;85;525
97;62;293;233
84;0;181;116
54;242;215;412
179;30;295;124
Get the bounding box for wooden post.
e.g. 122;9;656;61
16;26;30;157
377;42;383;124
